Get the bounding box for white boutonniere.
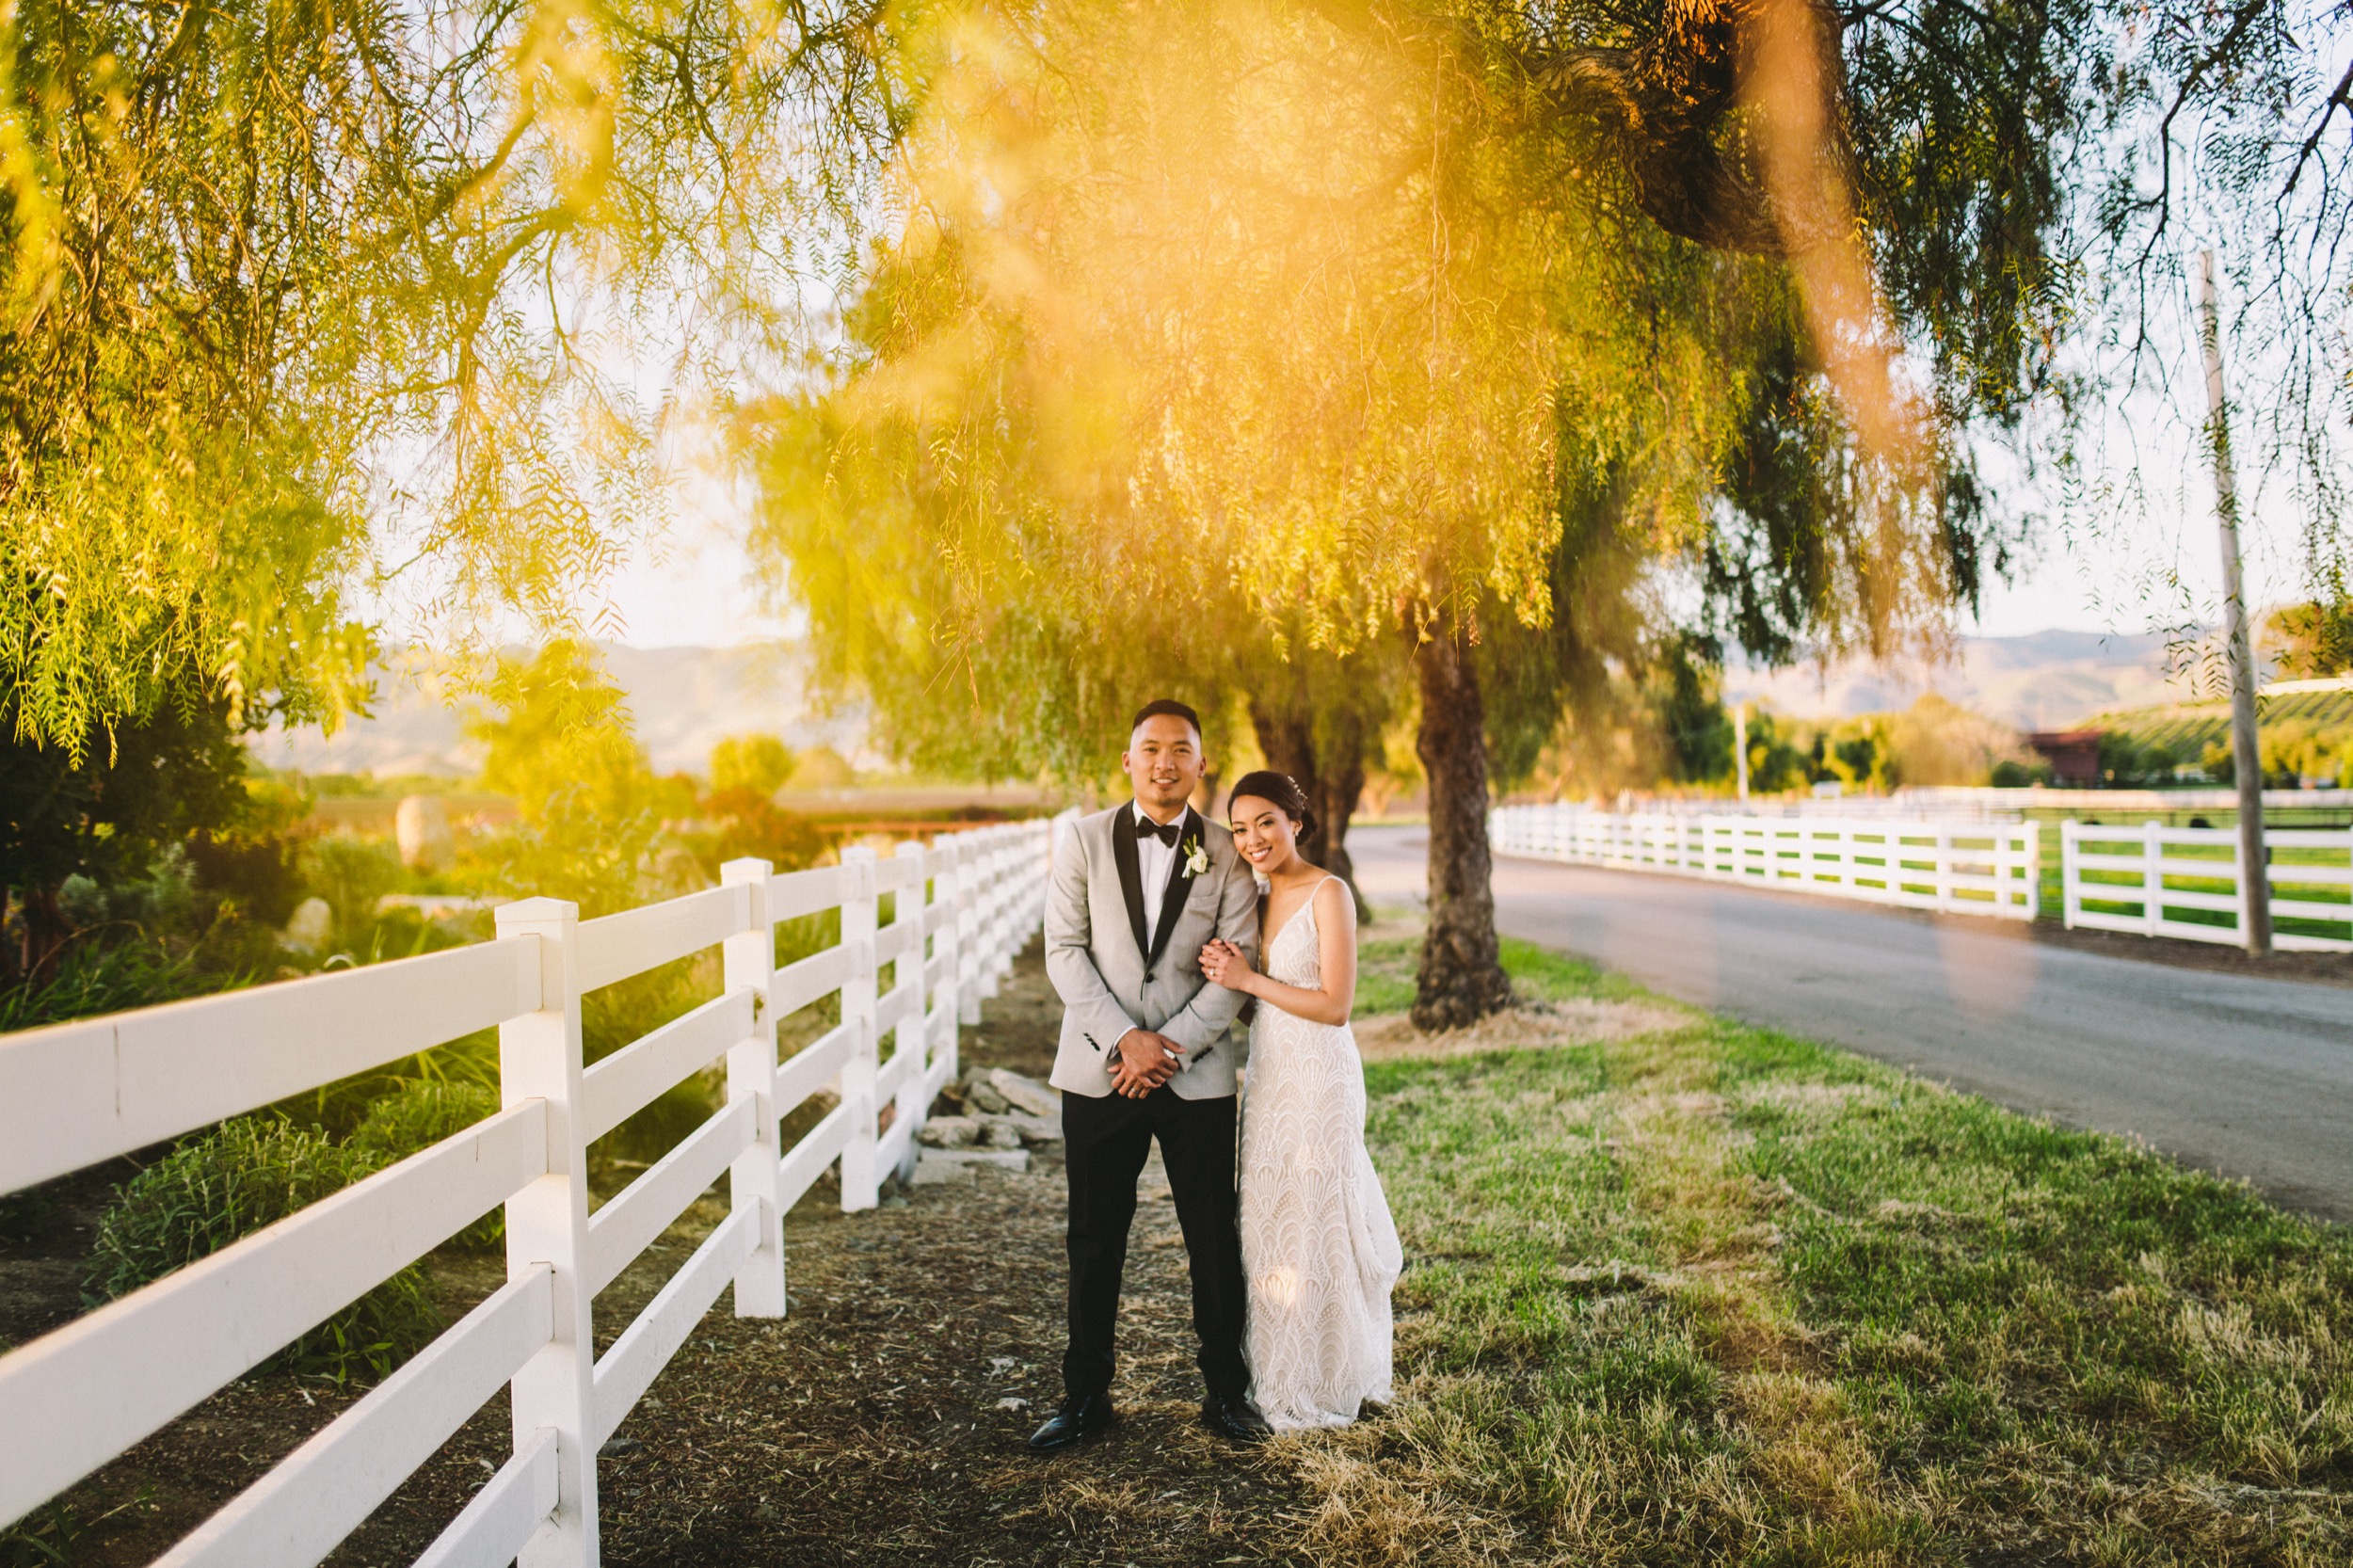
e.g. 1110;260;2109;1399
1181;833;1209;877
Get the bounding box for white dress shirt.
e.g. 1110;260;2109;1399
1113;800;1189;1066
1131;800;1184;939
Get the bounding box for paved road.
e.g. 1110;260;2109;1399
1348;825;2353;1222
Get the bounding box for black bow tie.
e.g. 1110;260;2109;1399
1132;813;1181;847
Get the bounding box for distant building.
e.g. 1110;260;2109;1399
2027;728;2104;786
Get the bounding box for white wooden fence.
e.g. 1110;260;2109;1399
1489;805;2040;920
0;815;1060;1567
2060;820;2353;951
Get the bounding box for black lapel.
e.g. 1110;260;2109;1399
1145;808;1199;971
1112;804;1150;963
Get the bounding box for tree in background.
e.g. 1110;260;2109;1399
1243;648;1403;917
691;735;824;875
0;0;909;782
2265;600;2353;680
709;735;798;799
748;0;2338;1023
0;697;250;983
753;3;1833;1027
464;643;675;915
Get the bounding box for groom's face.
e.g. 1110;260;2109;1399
1124;714;1205;821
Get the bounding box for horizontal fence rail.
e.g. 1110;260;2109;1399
0;814;1064;1567
2060;820;2353;951
1490;805;2041;920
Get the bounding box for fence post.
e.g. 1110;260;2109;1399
494;897;597;1568
1934;827;1954;912
978;829;1009;1000
2233;819;2253;945
2022;823;2041;920
721;858;786;1320
2143;821;2165;938
892;839;932;1185
936;828;965;1026
952;839;982;1028
839;846;880;1213
932;838;965;1084
2060;820;2080;928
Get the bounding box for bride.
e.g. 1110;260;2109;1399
1199;771;1402;1432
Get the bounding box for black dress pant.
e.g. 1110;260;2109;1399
1060;1085;1247;1401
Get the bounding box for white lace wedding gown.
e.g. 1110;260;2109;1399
1240;877;1403;1431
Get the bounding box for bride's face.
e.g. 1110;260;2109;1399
1227;794;1299;873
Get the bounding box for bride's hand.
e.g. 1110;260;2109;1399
1199;938;1256;992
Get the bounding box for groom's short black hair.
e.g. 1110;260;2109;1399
1131;698;1202;741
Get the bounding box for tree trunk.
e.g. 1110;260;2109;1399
1310;708;1372;922
1412;629;1513;1031
1248;685;1372;920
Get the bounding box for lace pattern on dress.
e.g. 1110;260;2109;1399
1239;877;1402;1431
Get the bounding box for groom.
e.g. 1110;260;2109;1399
1029;699;1273;1451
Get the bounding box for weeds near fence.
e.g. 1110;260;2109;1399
86;1118;441;1384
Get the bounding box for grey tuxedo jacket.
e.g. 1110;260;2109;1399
1045;803;1259;1099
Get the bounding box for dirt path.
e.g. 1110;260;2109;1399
572;940;1311;1566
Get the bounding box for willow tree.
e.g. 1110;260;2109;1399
0;0;906;760
753;0;2344;1024
751;0;1814;1024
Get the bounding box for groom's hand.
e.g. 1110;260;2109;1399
1112;1029;1185;1096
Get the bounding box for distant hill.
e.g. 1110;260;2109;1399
248;643;872;778
1721;629;2232;730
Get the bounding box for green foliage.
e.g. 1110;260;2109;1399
0;936;252;1033
0;0;909;757
1991;757;2054;788
349;1083;505;1248
299;836;408;950
709;735;797;797
1649;638;1737;787
0;695;253;980
464;643;669;916
1739;709;1818;795
2099;728;2188;787
88;1119;440;1383
2268;600;2353;680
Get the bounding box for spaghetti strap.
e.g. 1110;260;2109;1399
1263;874;1339;956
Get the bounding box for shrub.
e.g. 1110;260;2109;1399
88;1118;440;1382
349;1081;505;1248
299;833;406;952
0;937;248;1032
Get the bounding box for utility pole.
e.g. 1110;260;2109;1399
2196;248;2272;956
1733;704;1751;804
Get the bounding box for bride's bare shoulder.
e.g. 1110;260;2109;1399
1315;873;1355;935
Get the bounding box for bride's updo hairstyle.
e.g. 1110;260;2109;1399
1225;770;1318;845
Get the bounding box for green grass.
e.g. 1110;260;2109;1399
1354;936;1420;1016
1290;942;2353;1565
1353;934;1641;1018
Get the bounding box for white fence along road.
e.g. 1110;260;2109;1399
1490;805;2040;920
2061;819;2353;951
0;815;1062;1568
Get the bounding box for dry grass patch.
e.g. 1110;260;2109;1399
1353;997;1691;1061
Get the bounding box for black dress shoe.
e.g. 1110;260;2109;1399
1027;1391;1117;1452
1200;1389;1273;1444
